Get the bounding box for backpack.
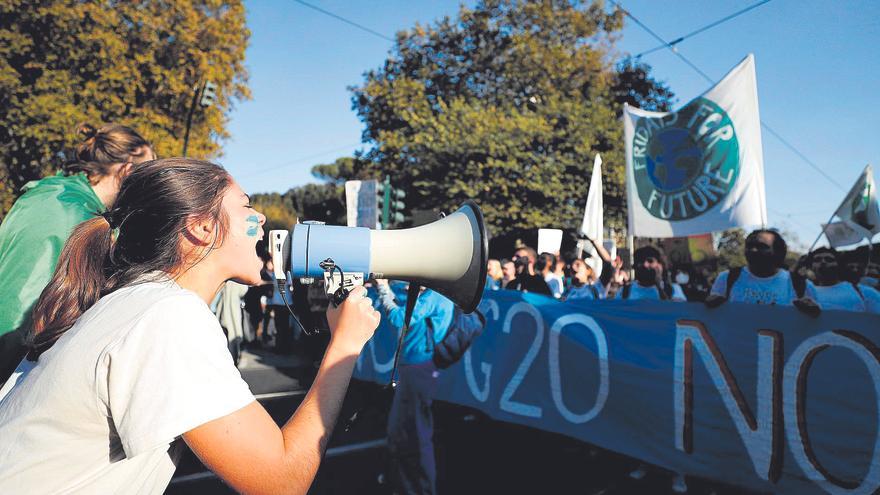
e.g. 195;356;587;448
426;307;487;369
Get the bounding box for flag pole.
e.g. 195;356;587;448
807;211;840;253
626;233;635;280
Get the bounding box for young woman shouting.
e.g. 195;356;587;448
0;158;380;494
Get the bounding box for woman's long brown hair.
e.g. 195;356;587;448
27;158;231;359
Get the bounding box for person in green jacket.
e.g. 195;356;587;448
0;123;154;382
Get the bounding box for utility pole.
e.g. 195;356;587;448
182;80;218;157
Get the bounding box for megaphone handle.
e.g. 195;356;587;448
330;286;349;307
390;283;421;387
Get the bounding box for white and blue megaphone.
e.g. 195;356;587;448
269;201;488;313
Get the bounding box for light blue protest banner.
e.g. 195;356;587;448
355;289;880;494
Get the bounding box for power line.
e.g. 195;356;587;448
241;142;363;179
768;207;813;232
610;0;847;193
634;0;772;59
760;125;846;191
291;0;395;42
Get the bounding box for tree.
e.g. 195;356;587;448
251;163;347;233
0;0;250;217
348;0;673;245
251;192;297;232
287;183;346;225
612;57;675;113
311;156;359;185
715;228;747;274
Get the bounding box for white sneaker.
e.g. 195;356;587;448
628;465;648;480
672;473;688;493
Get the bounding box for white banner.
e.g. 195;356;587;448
834;165;880;239
624;54;767;237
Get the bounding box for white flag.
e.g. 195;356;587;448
579;154;604;277
823;221;864;248
834;165;880;239
624;54;767;237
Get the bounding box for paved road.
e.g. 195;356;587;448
166;347;760;495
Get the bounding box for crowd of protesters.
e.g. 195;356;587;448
487;228;880;315
484;228;879;494
2;114;878;495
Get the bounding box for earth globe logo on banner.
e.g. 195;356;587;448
632;97;740;220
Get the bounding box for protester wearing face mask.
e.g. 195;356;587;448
615;246;686;301
673;266;708;302
705;229;819;315
806;247;880;313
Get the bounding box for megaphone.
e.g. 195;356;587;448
269;201;488;313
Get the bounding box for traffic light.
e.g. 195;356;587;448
376;175;406;228
389;188;405;224
200;81;217;107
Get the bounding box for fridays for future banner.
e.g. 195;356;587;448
624;54;767;237
356;290;880;494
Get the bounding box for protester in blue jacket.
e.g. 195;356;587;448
375;279;454;495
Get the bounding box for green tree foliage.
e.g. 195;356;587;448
715;228;747;274
347;0;673;241
251;192;297;232
287;183;346;225
0;0;250;217
311;156;359;185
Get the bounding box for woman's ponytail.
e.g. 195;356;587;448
27;217;113;359
27;158;231;359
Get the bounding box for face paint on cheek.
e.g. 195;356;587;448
246;215;260;237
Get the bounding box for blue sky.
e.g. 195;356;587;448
221;0;879;250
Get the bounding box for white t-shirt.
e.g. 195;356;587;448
710;268;817;306
615;282;686;301
807;280;880;313
808;281;866;312
0;277;254;494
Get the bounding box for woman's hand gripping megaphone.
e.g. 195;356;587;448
325;285;381;354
